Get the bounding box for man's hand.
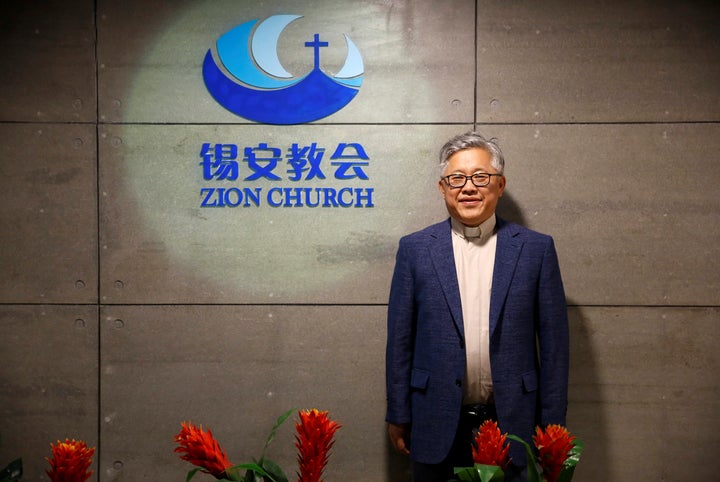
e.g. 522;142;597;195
388;423;411;456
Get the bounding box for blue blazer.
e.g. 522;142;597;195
385;217;569;465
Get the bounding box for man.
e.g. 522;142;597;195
385;131;569;482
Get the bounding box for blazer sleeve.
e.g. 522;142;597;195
385;238;416;425
537;237;570;426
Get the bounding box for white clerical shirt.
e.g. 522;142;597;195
451;214;497;405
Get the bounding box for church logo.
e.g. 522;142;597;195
202;14;364;125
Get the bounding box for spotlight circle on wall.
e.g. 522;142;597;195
119;2;451;301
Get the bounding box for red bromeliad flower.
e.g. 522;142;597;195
174;421;233;479
472;420;510;469
533;424;576;482
45;438;95;482
295;409;341;482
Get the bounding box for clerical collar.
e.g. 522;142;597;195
451;214;497;241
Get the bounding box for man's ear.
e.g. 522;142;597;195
498;176;506;197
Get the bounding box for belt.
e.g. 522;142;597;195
461;403;497;423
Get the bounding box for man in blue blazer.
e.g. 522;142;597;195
386;132;569;481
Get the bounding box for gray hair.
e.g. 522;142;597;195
438;131;505;177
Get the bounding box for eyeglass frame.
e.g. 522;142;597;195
441;172;503;188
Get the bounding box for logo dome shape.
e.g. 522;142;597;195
202;14;364;125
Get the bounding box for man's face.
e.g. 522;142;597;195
437;147;506;227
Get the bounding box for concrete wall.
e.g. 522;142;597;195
1;1;718;480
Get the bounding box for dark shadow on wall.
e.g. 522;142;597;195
565;303;607;480
500;192;609;475
495;191;526;227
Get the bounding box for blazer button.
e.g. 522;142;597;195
455;379;462;387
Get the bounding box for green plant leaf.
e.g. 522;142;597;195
479;464;506;482
235;462;270;476
259;408;296;463
557;438;583;482
259;458;288;482
221;464;247;481
0;458;22;481
184;467;203;482
507;435;542;482
455;463;505;482
454;466;482;482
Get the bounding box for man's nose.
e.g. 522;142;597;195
462;180;478;192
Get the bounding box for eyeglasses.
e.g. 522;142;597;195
441;172;503;188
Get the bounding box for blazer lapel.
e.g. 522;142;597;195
490;218;523;337
428;220;465;338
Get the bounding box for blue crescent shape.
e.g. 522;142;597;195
216;19;302;89
335;35;364;78
251;14;302;78
203;50;360;125
333;34;364;87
